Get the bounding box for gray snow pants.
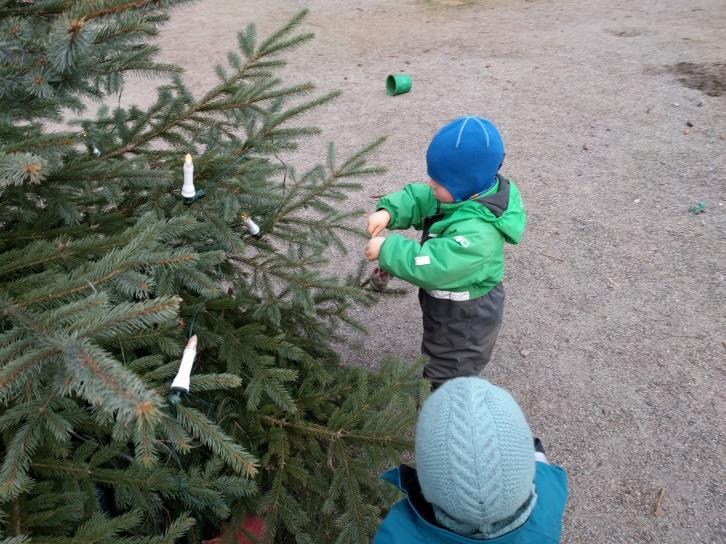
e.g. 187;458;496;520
418;283;505;386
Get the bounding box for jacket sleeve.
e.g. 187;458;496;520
376;184;436;230
378;227;490;291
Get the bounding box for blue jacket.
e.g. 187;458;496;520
374;463;568;544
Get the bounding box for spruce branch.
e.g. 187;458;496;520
1;132;76;154
0;346;60;404
60;336;163;425
1;536;29;544
0;0;175;19
175;405;257;477
74;509;144;540
0;419;41;501
81;0;167;23
16;250;197;308
257;9;312;56
259;415;411;450
69;296;181;339
273;138;386;220
30;459;176;492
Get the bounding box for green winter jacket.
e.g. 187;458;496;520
377;175;526;300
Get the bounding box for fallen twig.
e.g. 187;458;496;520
654;487;666;517
606;277;618;288
542;252;565;262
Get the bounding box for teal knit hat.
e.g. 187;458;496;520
415;378;537;539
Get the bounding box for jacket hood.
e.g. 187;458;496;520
438;175;526;245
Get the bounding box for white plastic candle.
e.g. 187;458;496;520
181;153;195;198
241;214;261;237
171;335;197;392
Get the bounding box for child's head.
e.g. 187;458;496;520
426;116;505;202
415;377;536;539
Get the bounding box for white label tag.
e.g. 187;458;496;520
454;236;470;248
415;255;431;266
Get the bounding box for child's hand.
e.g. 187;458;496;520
365;237;386;261
367;209;391;237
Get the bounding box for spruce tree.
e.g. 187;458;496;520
0;2;422;543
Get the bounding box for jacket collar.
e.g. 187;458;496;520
382;465;483;544
436;174;510;219
472;174;510;218
382;462;567;544
388;464;438;524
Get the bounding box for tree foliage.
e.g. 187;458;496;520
0;2;420;542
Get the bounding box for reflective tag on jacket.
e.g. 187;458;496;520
454;236;470;248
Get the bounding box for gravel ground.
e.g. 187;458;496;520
120;1;726;542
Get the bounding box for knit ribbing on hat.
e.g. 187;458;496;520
433;486;537;539
426;116;505;202
415;378;536;539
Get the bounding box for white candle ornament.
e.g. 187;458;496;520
241;214;261;237
181;153;195;199
171;335;197;392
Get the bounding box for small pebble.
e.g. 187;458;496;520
697;101;703;107
673;102;680;107
686;121;694;127
520;349;530;358
634;199;641;203
683;128;690;135
582;143;590;151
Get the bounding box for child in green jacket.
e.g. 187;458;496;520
365;116;526;387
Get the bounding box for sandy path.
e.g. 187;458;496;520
119;1;726;542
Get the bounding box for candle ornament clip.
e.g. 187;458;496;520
181;154;205;204
168;335;197;412
241;213;262;239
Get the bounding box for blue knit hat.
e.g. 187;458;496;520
415;378;536;539
426;116;505;202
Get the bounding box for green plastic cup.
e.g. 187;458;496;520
386;73;412;96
